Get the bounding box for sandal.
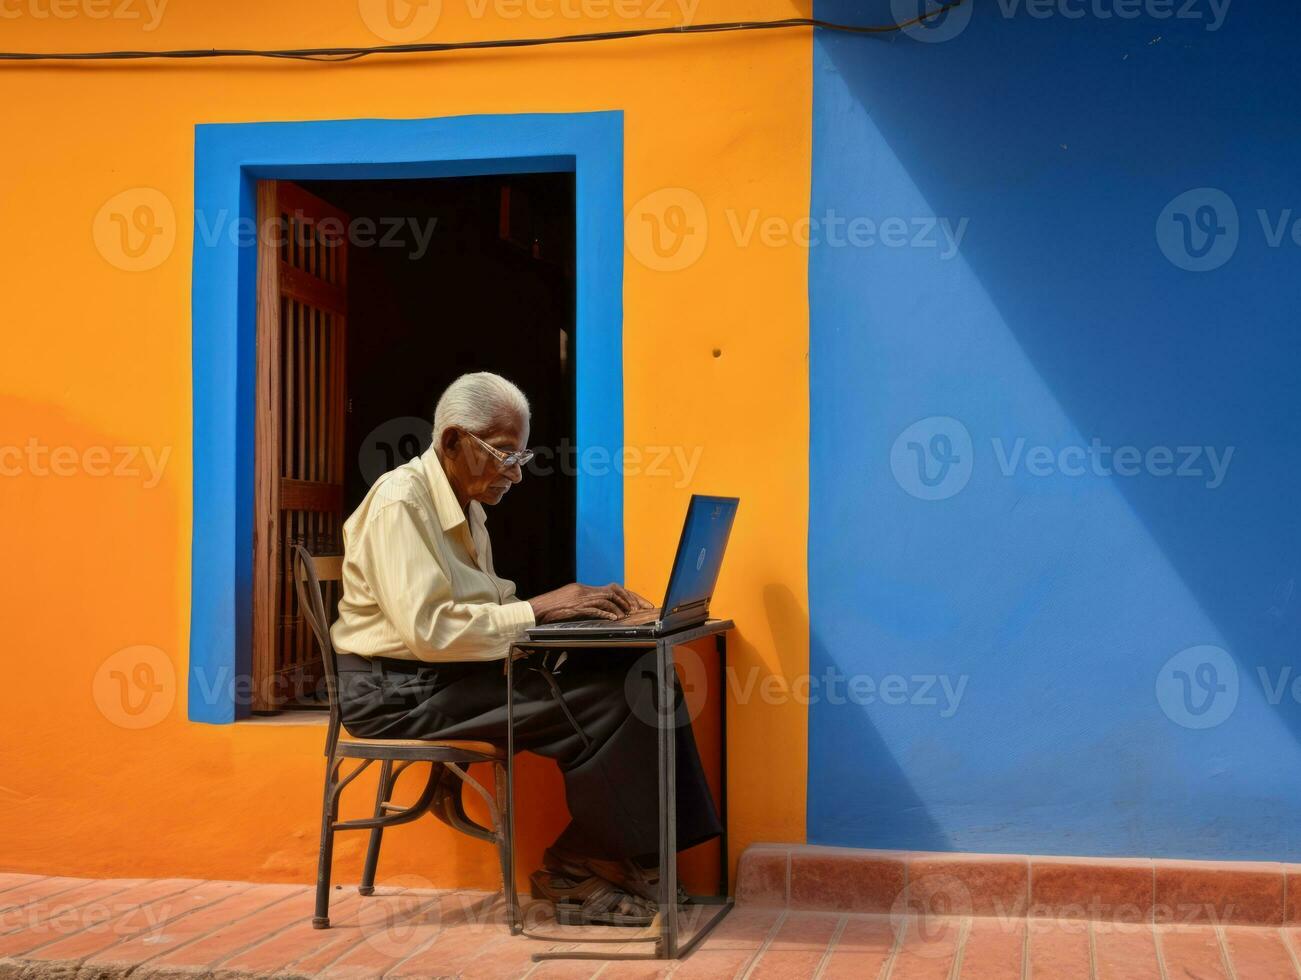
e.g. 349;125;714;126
544;846;691;906
529;868;656;927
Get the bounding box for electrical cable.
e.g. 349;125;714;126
0;3;966;64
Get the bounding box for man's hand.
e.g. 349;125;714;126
527;582;654;624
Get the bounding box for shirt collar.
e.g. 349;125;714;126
420;446;471;534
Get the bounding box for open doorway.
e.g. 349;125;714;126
250;173;576;712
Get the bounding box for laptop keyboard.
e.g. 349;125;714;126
557;607;660;628
618;607;661;626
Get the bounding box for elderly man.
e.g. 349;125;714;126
330;371;721;926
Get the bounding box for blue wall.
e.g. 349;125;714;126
809;0;1301;858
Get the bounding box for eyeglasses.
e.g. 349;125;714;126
466;430;535;468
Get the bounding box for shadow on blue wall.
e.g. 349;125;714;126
809;0;1301;858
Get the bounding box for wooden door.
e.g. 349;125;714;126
252;180;349;712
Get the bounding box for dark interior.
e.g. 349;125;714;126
301;173;577;600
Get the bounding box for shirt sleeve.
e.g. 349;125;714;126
360;498;535;662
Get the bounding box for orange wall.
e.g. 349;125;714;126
0;0;811;890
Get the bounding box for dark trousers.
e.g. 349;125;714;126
335;651;722;861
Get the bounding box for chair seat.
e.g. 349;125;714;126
337;731;505;761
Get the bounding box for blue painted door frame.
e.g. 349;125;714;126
189;112;625;723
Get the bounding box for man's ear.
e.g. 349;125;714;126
440;426;462;458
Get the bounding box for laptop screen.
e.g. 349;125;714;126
661;495;739;616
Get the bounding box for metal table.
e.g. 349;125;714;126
504;618;734;962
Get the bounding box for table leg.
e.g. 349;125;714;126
657;637;680;958
716;631;729;896
505;645;519;935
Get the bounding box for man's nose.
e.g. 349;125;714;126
505;462;523;484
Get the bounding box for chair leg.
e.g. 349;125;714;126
313;759;341;929
359;760;395;896
493;761;519;934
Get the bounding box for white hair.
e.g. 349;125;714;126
432;372;531;448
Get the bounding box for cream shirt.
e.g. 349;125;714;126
329;446;536;662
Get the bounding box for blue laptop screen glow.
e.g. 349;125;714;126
661;495;739;615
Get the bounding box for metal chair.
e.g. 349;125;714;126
292;544;518;930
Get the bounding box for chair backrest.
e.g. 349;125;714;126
292;545;344;745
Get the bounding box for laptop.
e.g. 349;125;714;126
526;494;739;640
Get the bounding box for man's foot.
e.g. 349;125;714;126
544;846;689;906
528;868;655;927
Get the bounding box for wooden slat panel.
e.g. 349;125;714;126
316;309;326;483
279;260;346;316
279;478;343;513
278;181;350;232
252;180;351;709
296;299;306;480
251;180;282;714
